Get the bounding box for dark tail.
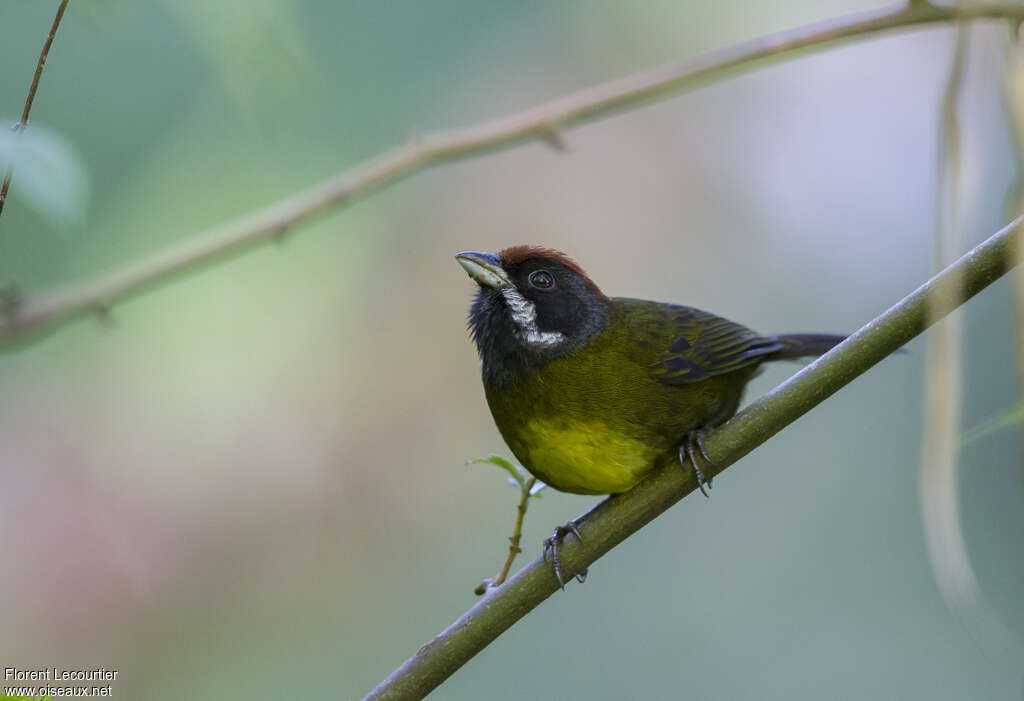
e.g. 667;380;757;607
770;333;846;360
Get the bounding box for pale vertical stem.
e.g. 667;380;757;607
1001;22;1024;478
920;20;975;612
922;21;1022;661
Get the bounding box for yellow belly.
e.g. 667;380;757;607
516;418;660;495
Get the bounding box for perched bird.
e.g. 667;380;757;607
456;245;844;583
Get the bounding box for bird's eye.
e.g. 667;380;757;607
528;270;555;290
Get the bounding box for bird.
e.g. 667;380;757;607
456;245;845;585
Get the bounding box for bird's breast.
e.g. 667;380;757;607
504;416;660;495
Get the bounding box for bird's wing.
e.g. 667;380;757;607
643;303;784;385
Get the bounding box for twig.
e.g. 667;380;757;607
4;1;1024;348
474;476;537;595
363;215;1024;701
0;0;71;220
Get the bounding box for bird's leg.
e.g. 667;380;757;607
679;428;716;497
542;521;587;589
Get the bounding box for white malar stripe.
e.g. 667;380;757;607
501;288;565;347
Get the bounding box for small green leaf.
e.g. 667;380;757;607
468;454;526;488
962;404;1024;448
529;480;547;498
0;121;90;231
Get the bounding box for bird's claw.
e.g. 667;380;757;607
543;522;587;589
680;429;715;497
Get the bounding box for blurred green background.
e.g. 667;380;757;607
1;1;1022;699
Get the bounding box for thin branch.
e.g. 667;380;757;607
0;0;71;219
474;476;537;595
363;215;1024;701
4;1;1024;348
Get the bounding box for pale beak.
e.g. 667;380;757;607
455;251;512;289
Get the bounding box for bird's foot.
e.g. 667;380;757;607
679;428;715;497
542;521;588;590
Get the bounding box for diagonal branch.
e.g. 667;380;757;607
363;214;1023;701
3;1;1024;348
0;0;71;220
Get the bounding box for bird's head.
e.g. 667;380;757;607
456;245;610;383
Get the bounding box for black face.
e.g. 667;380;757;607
504;258;598;336
466;255;610;386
